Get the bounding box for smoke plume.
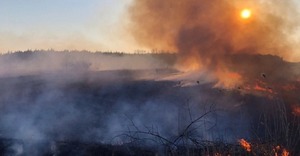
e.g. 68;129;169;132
128;0;300;88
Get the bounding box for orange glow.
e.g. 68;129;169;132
254;84;267;92
238;139;251;152
254;84;273;94
240;9;252;19
215;70;243;88
282;149;290;156
292;105;300;116
227;72;241;79
177;56;202;72
274;146;290;156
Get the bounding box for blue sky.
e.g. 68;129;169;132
0;0;137;52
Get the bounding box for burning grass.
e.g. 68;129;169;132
0;51;299;155
238;139;291;156
238;139;251;152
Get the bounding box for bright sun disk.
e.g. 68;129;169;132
241;9;251;19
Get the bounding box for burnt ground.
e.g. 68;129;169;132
0;70;297;155
0;52;299;155
0;137;257;156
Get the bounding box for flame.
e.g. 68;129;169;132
238;139;251;152
238;141;291;155
282;149;290;156
247;80;275;95
274;145;290;156
254;84;273;94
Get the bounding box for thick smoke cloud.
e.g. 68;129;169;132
127;1;300;142
128;0;300;87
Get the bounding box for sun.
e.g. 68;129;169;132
240;9;252;19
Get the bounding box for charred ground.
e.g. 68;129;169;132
0;51;299;155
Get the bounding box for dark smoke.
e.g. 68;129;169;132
128;0;300;84
127;2;300;154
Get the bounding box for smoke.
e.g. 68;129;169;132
128;0;300;88
127;2;300;150
0;1;299;154
0;51;175;154
0;51;262;155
